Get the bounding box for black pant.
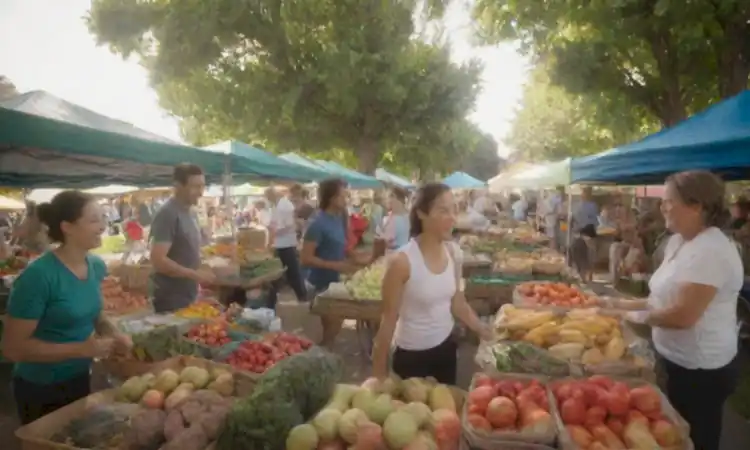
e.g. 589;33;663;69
663;355;740;450
13;372;91;425
392;336;457;385
269;246;307;304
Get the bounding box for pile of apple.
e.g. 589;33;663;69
184;321;232;347
552;375;683;449
465;373;555;437
224;332;313;374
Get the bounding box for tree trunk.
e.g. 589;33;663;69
715;21;750;99
356;137;379;175
647;25;687;127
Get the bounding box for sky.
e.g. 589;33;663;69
0;0;528;158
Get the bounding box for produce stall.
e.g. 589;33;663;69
311;260;386;358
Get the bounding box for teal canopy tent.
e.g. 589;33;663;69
375;168;414;189
313;160;382;189
279;153;382;188
203;141;331;182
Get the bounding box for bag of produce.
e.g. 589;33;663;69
50;402;142;449
475;341;572;377
462;373;558;448
550;375;693;450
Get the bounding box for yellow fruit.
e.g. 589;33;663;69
604;337;626;360
558;329;587;344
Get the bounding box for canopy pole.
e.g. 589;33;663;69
222;157;237;263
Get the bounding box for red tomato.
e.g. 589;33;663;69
468;386;495;412
473;374;493;389
560;398;586;426
584;406;607;427
467;414;492;432
588;375;615;390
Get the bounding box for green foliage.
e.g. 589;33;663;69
87;0;481;175
473;0;750;129
505;62;657;161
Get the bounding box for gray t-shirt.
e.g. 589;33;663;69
150;198;202;313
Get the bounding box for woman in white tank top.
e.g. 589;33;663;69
371;183;493;385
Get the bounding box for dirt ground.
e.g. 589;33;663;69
2;291;749;449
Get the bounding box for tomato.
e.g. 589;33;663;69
583;406;607;427
588;375;615;390
560;398;586;426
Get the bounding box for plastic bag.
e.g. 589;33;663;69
239;307;276;330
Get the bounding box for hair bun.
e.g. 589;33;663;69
36;202;56;227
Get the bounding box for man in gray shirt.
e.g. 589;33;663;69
150;163;215;313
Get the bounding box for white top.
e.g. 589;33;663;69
270;197;297;248
472;196;489;213
648;227;742;369
394;240;458;350
543;194;563;230
512;199;528;220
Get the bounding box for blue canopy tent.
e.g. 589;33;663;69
203;141;331;182
375;168;414;189
571;90;750;184
442;171;486;189
313;160;382;189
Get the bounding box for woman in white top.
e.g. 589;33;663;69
625;171;741;450
372;183;492;384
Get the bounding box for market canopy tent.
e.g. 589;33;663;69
313;160;382;189
0;195;24;210
202;141;332;183
278;153;382;189
1;91;178;144
571;90;750;184
442;171;485;189
375;168;414;189
489;159;570;192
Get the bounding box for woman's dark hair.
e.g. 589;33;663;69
318;178;346;211
409;182;451;237
390;187;408;204
36;190;95;243
25;201;37;217
666;170;726;227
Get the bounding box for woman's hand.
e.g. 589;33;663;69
86;337;116;359
623;310;651;325
113;333;133;356
476;323;495;342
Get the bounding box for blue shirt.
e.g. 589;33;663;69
389;214;410;249
7;252;106;384
573;200;599;232
304;211;347;290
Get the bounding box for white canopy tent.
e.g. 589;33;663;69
489;159;571;193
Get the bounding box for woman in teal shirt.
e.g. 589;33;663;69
2;191;132;424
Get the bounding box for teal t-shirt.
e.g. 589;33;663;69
7;252;106;384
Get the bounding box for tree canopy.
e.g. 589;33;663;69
505;61;656;161
87;0;481;174
474;0;750;130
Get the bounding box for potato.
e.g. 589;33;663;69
164;409;186;442
161;424;210;450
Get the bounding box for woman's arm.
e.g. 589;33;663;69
2;317;96;362
640;283;718;329
371;254;409;379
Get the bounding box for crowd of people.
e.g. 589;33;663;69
0;167;747;450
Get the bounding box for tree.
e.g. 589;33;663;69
87;0;481;174
0;75;18;100
504;62;657;161
473;0;750;127
457;126;503;181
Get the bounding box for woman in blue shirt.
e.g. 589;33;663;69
383;187;411;250
301;178;361;346
2;191;133;424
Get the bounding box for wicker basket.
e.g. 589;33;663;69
311;295;382;321
532;260;565;275
111;263;151;293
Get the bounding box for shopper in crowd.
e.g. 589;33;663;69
366;191;385;240
372;183;493;384
728;197;749;230
13;201;48;253
150;164;215;313
2;190;133;424
300;178;360;347
382;187;411;250
543;186;566;251
510;193;528;221
266;186;307;305
624;171;741;450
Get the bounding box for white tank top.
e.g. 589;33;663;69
393;239;456;350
